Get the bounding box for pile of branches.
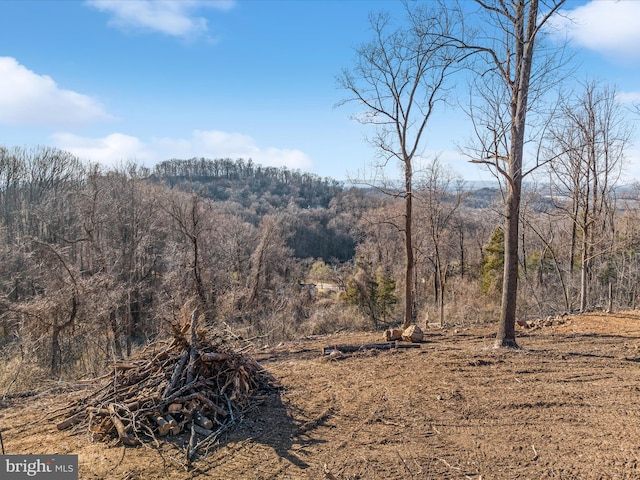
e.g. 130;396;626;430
55;308;274;463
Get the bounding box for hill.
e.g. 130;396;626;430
152;158;344;211
151;158;358;261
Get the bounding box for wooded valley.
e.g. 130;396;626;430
1;147;639;391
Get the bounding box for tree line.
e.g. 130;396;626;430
1;142;638;391
0;150;359;385
152;157;343;211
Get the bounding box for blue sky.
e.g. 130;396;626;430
1;0;640;182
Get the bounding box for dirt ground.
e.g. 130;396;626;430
2;311;640;479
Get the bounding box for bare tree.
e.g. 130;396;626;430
458;0;566;347
544;81;631;311
245;213;291;310
161;190;215;320
414;158;465;326
337;2;462;328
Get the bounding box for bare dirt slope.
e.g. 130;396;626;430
2;311;640;479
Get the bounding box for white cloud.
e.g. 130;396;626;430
86;0;234;39
0;57;111;127
53;129;314;171
617;91;640;105
190;130;313;170
550;1;640;60
52;132;154;166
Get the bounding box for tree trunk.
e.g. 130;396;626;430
191;230;207;314
580;237;589;312
438;272;446;327
495;179;521;348
494;0;539;349
110;309;123;360
569;197;578;273
459;225;465;279
51;320;61;376
403;163;414;329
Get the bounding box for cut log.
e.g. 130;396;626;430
322;342;421;355
194;410;213;429
402;324;424;343
124;395;160;412
173;392;228;417
384;329;403;341
165;414;181;435
89;416;114;434
192;423;214;436
155;415;172;436
201;352;230;362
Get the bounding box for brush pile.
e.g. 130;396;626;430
55;308;274;462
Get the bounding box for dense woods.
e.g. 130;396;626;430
1;143;639;391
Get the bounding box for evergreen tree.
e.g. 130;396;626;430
480;227;504;297
345;262;397;328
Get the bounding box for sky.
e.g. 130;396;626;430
1;0;640;183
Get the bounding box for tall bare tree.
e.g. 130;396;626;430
459;0;566;347
337;2;461;328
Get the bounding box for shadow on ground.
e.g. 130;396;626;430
190;389;329;478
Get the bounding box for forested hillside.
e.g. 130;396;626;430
151;158;356;261
1;145;640;392
153;157;343;210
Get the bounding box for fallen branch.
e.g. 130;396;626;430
323;342;422;355
108;404;139;446
55;411;84;430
